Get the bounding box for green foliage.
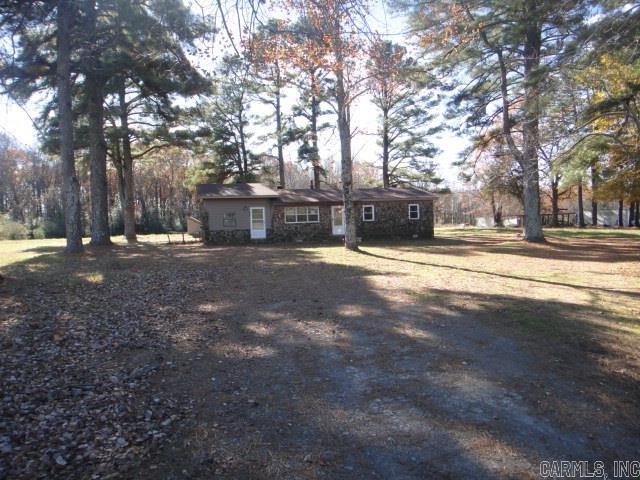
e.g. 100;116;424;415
194;54;262;181
41;211;67;238
367;39;442;188
183;156;228;192
0;214;28;240
138;208;165;234
31;226;46;239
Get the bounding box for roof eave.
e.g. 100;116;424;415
200;196;280;199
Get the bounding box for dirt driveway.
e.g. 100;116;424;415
2;231;639;479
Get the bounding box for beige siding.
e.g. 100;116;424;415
187;216;201;236
203;198;273;231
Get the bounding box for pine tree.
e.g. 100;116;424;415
0;1;84;252
402;0;592;241
284;18;334;189
57;0;84;252
367;39;441;189
248;20;292;188
284;0;369;249
102;0;208;241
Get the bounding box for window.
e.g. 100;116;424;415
362;205;375;222
408;204;420;220
284;206;320;223
223;212;237;227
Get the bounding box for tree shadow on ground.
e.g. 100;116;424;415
357;249;640;299
1;242;638;479
364;231;640;264
23;246;65;254
137;244;638;479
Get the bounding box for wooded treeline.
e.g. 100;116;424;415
424;0;640;231
0;0;638;249
0;134;202;239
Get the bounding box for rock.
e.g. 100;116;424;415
54;453;67;466
0;439;12;454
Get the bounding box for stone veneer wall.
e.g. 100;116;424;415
270;205;337;242
356;200;434;239
202;199;434;243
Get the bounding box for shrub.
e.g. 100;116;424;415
32;227;46;239
0;215;28;240
41;212;66;238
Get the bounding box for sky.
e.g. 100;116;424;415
0;0;469;189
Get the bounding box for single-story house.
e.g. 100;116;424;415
196;183;435;243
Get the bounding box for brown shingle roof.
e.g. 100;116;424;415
354;187;435;201
197;183;435;203
275;188;343;203
275;187;434;203
196;183;280;198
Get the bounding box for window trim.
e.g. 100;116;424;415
284;206;320;224
222;212;237;227
408;203;420;220
362;204;375;222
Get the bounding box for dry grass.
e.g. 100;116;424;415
2;227;638;342
297;228;640;337
0;233;197;269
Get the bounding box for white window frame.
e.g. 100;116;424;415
284;206;320;224
408;204;420;220
362;205;375;222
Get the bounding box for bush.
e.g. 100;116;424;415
41;211;66;238
0;214;28;240
138;208;165;234
32;227;46;239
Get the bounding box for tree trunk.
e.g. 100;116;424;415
629;201;636;227
234;143;244;177
238;107;249;179
87;75;110;245
310;80;321;189
275;64;285;188
112;140;126;214
550;176;559;227
57;0;83;253
382;106;390;188
618;199;624;227
491;12;542;241
85;0;110;245
635;201;639;227
590;164;598;226
139;194;148;231
520;5;544;241
577;181;585;227
336;64;357;250
118;79;137;242
491;192;503;227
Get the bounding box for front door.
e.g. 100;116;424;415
331;206;345;235
250;207;266;239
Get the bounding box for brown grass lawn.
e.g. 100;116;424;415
1;228;639;479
